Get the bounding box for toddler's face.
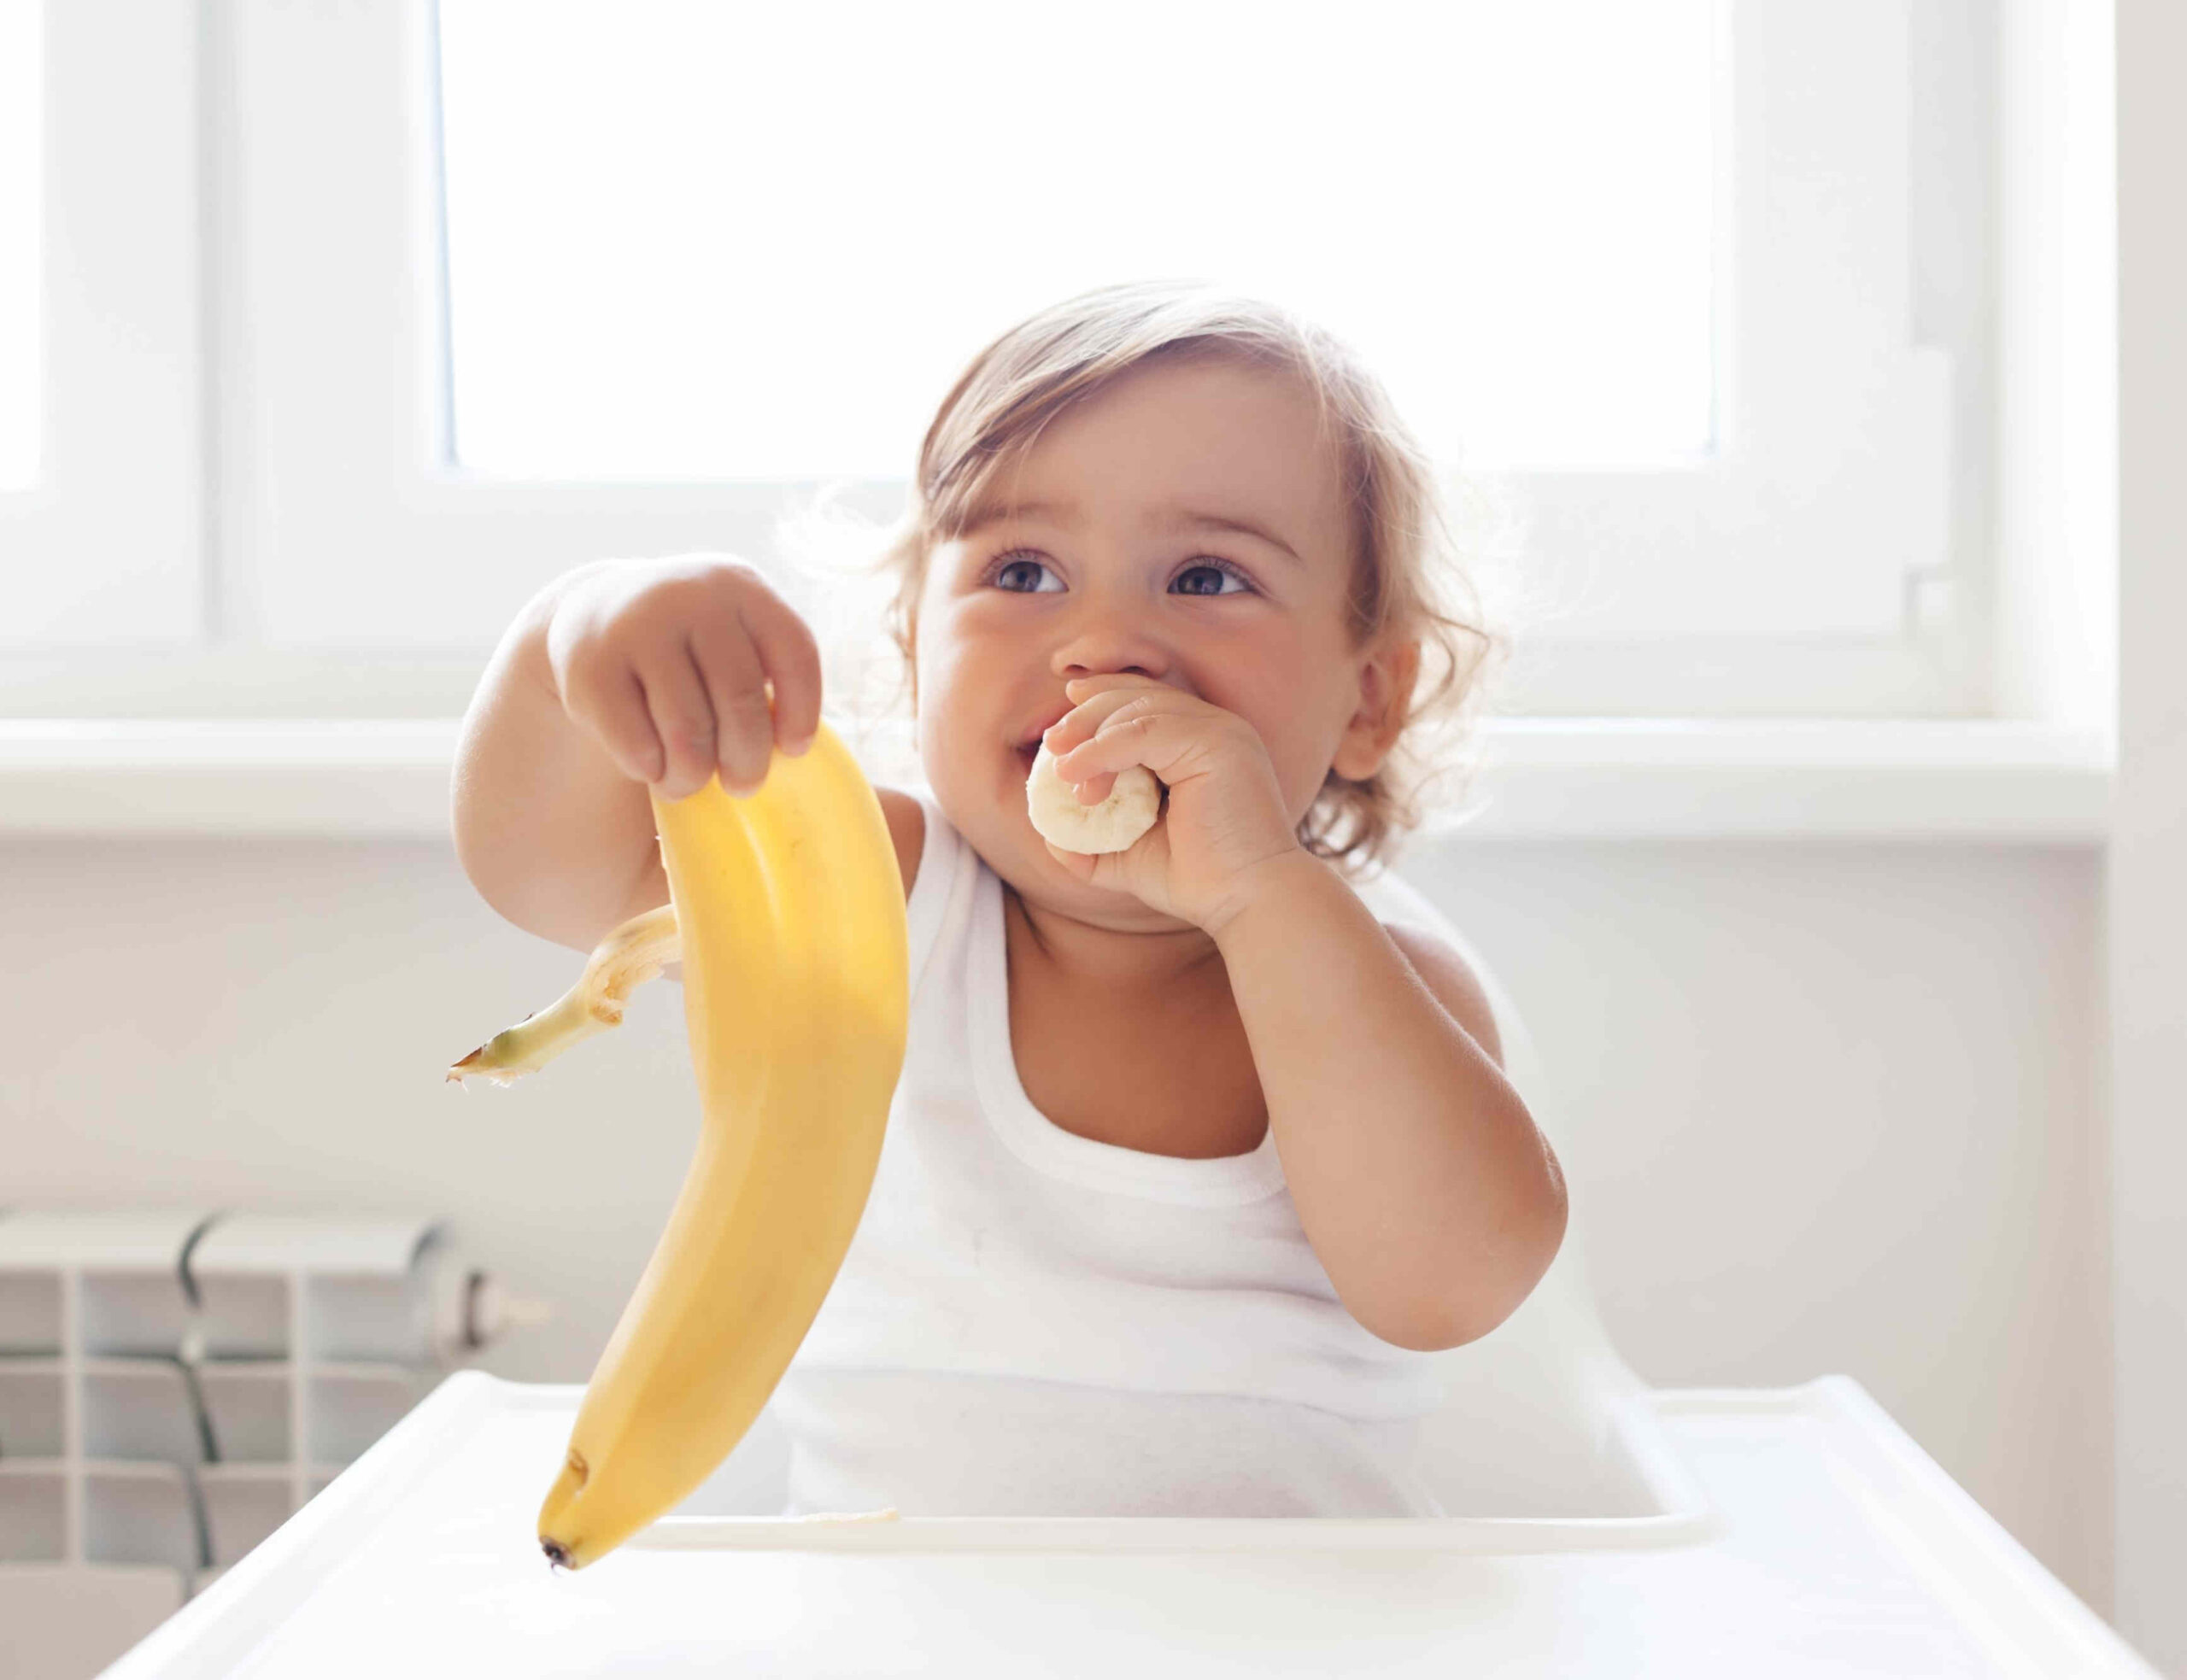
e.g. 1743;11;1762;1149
913;352;1399;933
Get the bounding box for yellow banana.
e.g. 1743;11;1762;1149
447;719;908;1569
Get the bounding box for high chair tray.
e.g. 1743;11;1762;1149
103;1370;2157;1678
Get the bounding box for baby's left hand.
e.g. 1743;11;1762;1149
1039;675;1305;932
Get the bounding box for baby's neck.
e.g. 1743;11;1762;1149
1004;884;1227;995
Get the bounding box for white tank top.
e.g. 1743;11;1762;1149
766;788;1455;1518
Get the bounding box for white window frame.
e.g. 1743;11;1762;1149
0;0;201;647
4;0;1979;720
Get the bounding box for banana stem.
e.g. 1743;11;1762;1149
447;904;682;1086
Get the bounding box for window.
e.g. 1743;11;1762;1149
6;2;1991;719
434;1;1716;481
0;0;200;648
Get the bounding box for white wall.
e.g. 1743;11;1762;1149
2112;0;2187;1670
0;828;2109;1617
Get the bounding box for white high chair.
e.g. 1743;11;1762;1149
103;873;2163;1677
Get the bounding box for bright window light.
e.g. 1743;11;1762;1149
435;1;1714;481
0;0;40;493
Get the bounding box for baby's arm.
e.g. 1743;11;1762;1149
452;563;668;957
1212;856;1568;1352
451;554;824;963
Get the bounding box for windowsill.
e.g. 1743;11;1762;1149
0;717;2113;843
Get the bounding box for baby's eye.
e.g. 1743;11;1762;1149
982;550;1257;597
1174;560;1255;597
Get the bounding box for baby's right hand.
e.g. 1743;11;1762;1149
542;553;824;800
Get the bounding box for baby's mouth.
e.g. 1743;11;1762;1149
1015;743;1039;779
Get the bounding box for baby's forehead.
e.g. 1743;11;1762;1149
951;366;1346;538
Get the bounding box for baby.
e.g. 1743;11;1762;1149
453;279;1567;1519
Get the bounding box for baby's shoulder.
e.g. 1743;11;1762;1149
1379;917;1503;1068
873;785;927;902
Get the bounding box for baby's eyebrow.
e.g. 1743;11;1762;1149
1172;511;1307;569
960;499;1305;569
957;498;1069;537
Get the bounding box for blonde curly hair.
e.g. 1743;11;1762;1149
780;278;1523;881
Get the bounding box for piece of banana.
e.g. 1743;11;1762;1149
1026;739;1163;854
451;720;909;1571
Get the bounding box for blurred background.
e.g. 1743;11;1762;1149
3;1;2178;1674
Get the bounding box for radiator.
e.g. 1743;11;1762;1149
0;1208;505;1601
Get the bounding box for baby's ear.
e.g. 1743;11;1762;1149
1332;636;1420;781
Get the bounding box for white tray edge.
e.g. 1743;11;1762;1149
97;1373;2165;1680
98;1369;523;1680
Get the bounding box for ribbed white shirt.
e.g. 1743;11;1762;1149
766;789;1457;1517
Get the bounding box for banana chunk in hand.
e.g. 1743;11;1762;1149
1026;740;1162;855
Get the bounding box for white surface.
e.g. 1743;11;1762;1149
0;717;2113;840
95;1370;2160;1679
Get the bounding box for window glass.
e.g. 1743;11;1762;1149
435;0;1713;480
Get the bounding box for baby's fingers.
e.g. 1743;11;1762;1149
564;660;668;787
678;618;776;797
635;645;729;801
697;586;823;762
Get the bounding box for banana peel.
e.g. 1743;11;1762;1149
448;720;909;1568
